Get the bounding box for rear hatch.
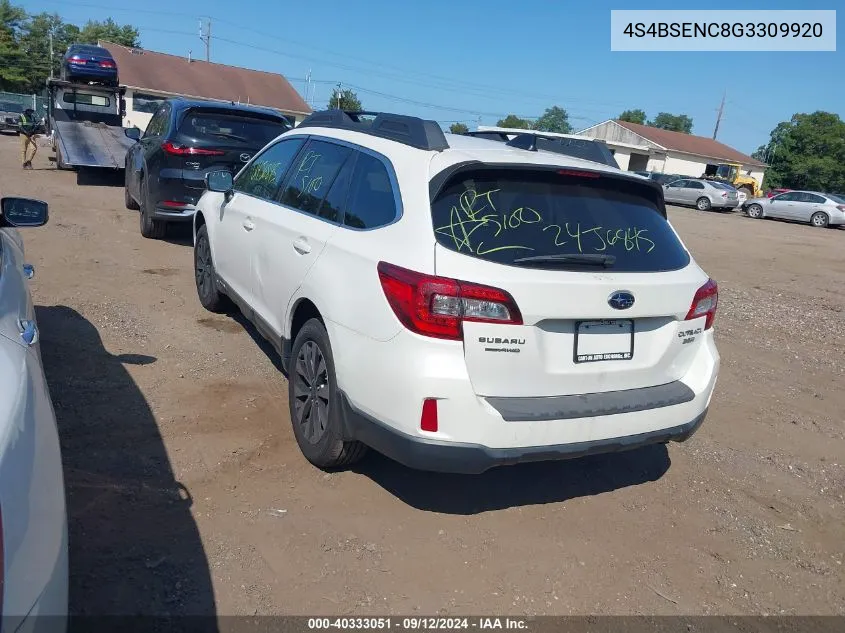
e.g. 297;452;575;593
430;166;713;398
171;108;290;196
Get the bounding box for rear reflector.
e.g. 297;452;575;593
420;399;438;432
161;200;187;208
377;262;522;340
161;141;225;156
685;278;718;330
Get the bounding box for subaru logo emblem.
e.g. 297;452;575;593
608;291;635;310
239;153;251;162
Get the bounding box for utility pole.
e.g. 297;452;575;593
48;30;54;78
335;82;342;109
199;18;211;62
713;90;726;140
304;69;312;108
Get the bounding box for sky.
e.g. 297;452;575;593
19;0;844;155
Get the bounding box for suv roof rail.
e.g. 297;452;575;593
297;109;449;151
462;130;512;143
506;132;619;169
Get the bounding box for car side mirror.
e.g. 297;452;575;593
0;197;48;227
205;170;234;201
124;127;141;142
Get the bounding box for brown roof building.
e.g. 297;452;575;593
576;118;767;185
101;41;311;128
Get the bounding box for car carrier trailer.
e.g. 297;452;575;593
46;78;139;171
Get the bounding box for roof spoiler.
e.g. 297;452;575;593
505;133;620;169
297;109;449;151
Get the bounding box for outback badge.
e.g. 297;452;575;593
608;291;635;310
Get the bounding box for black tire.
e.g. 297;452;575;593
810;211;829;229
288;318;367;469
194;225;230;313
124;177;140;210
139;176;167;239
696;197;711;211
747;204;764;219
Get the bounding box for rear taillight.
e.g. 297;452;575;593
98;59;116;68
837;205;845;212
68;55;85;63
721;192;728;198
161;141;224;156
377;262;523;340
685;278;718;330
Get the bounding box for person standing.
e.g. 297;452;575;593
19;108;39;169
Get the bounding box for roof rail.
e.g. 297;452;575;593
506;132;619;169
297;109;449;151
462;131;511;143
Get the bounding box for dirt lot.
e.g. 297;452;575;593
2;134;844;617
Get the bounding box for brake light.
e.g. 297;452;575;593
98;59;116;69
685;278;718;330
420;399;438;432
721;192;728;198
68;55;85;63
161;141;224;156
837;205;845;212
161;200;187;208
558;169;600;179
377;262;523;340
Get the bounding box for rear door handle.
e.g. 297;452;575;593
292;237;311;254
242;218;255;231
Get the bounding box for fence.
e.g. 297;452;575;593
0;91;48;116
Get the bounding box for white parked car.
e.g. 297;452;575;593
192;111;720;474
0;198;67;630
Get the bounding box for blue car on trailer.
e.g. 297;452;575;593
61;44;119;87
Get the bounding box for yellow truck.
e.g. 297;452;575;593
702;162;763;199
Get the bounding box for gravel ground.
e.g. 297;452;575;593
1;134;843;617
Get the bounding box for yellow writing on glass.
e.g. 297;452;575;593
435;188;657;256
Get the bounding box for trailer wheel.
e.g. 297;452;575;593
55;144;69;170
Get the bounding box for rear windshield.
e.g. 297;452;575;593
178;111;289;147
0;102;22;112
430;169;690;273
828;193;845;204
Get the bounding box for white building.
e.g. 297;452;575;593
575;119;767;186
101;41;311;130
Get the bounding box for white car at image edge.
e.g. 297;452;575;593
192;110;720;474
0;198;67;630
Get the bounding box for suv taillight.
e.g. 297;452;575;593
377;262;523;340
685;278;718;330
161;141;224;156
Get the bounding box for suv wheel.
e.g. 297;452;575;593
696;197;711;211
288;318;367;469
194;225;230;313
139;178;167;239
124;173;139;210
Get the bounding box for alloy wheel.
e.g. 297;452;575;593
293;340;330;444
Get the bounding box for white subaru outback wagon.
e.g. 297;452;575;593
192;110;720;474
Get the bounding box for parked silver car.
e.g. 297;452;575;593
663;178;738;211
743;190;845;228
0;197;68;630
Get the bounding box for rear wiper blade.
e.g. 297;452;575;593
206;131;248;142
512;253;617;267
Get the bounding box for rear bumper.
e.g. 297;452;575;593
151;170;201;221
341;391;707;474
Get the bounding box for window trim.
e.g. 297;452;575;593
244;134;404;232
62;92;111;107
233;136;308;202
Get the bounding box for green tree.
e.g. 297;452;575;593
330;85;362;111
449;122;468;134
754;112;845;192
618;108;647;125
496;114;531;129
0;0;28;89
648;112;693;134
534;106;572;133
79;18;139;47
19;12;79;91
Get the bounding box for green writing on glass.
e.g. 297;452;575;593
294;151;323;199
434;188;656;256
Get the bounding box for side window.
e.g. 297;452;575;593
668;180;687;188
278;140;352;216
775;192;798;202
234;138;305;200
343;153;398;230
803;193;825;204
144;105;167;137
316;154;355;223
688;181;705;189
